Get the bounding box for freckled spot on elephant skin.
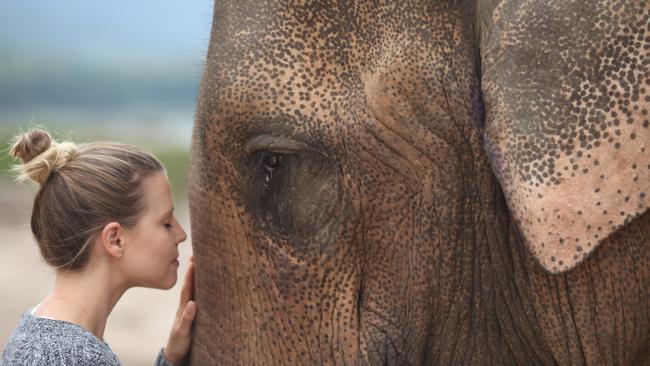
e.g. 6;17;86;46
481;0;650;273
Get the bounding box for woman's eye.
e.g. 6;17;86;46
164;223;172;229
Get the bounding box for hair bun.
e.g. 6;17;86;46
10;129;53;164
10;129;77;184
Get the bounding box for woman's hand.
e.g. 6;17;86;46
163;256;197;365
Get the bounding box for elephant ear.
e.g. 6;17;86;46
480;0;649;273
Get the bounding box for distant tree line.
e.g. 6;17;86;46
0;60;200;109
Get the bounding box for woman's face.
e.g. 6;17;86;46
121;172;187;289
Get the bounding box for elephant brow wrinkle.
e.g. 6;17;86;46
246;134;313;154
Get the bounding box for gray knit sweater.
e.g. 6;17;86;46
1;310;175;366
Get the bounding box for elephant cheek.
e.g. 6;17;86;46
188;167;365;363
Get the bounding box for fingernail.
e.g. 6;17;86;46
187;301;197;314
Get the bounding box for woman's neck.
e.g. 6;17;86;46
36;264;127;340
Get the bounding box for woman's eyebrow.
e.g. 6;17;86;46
161;207;175;220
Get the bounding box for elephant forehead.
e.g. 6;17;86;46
200;1;479;168
481;0;649;273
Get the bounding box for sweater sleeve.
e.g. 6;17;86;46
155;348;178;366
1;312;121;366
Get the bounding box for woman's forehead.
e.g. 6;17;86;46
143;173;173;212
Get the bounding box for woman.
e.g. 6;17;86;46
1;128;196;366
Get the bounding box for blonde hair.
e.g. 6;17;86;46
10;128;163;271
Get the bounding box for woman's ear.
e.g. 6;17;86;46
99;222;125;259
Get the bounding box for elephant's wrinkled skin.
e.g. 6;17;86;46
189;0;649;364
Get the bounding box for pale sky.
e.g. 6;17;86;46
0;0;213;64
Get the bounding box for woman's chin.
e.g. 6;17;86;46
150;272;178;290
142;265;179;289
161;275;178;289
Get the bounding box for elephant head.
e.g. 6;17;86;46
189;0;649;364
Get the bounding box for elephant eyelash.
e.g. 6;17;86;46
253;151;284;184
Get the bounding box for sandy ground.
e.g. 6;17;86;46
0;181;194;365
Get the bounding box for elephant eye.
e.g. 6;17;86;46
254;151;283;182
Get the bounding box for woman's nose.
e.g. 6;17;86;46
177;225;188;243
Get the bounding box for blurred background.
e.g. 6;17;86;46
0;1;213;364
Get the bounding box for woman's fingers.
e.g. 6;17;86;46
175;300;197;338
178;256;195;310
164;300;198;365
181;301;197;330
163;256;198;365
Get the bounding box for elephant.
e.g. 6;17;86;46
188;0;649;364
